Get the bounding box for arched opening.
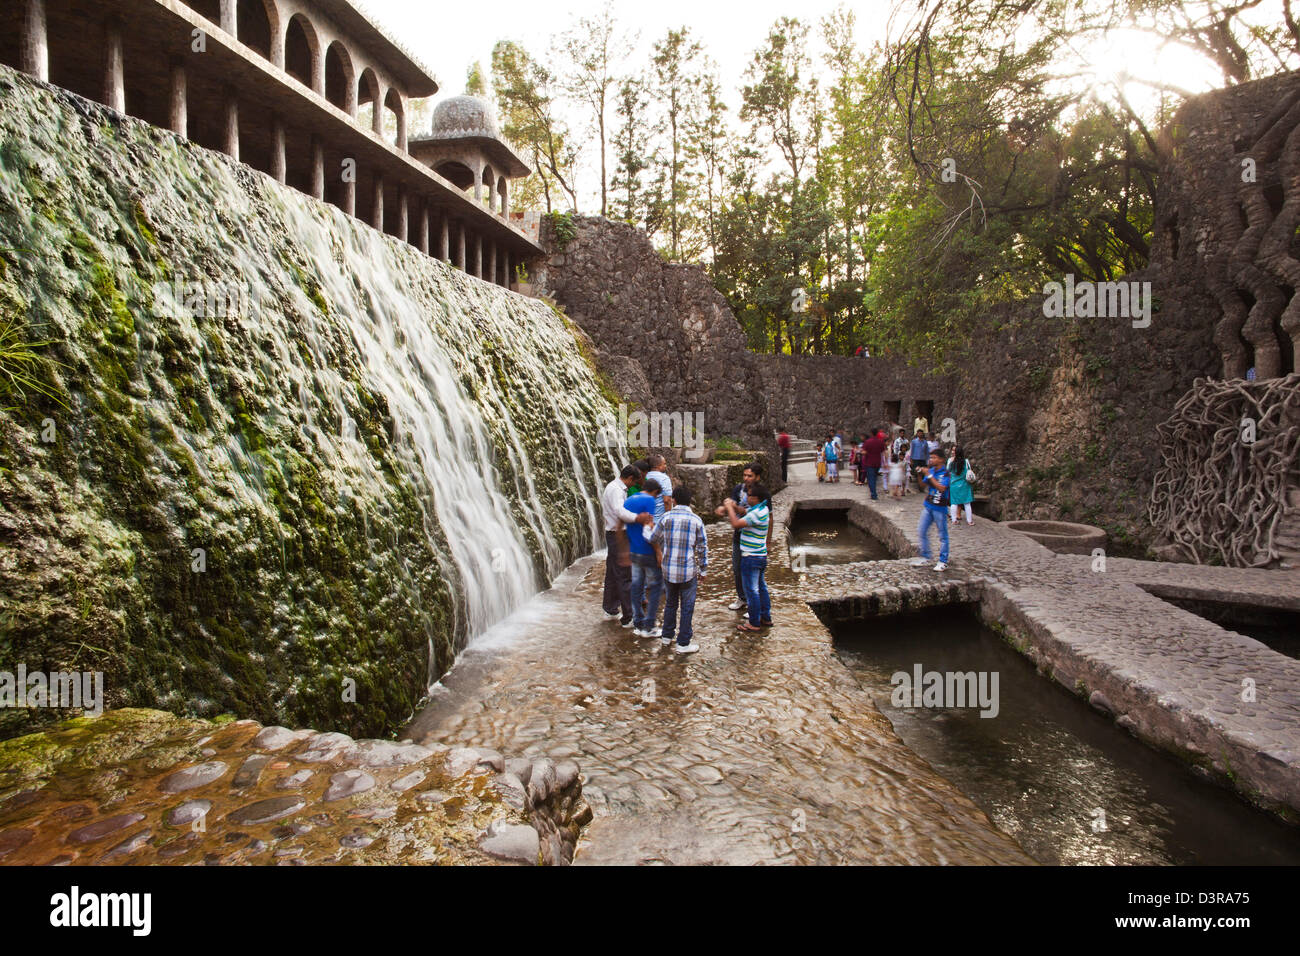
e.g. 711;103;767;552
179;0;222;24
497;176;508;215
480;163;495;204
435;161;475;191
324;41;354;112
236;0;274;60
284;14;317;90
383;87;405;149
356;67;381;131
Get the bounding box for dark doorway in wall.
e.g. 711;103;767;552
914;400;935;429
884;400;901;427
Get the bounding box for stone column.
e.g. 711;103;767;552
168;62;187;137
488;242;497;286
372;175;384;231
104;20;125;113
271;118;286;184
222;91;239;161
373;86;385;137
471;235;482;278
438;216;450;262
417;204;430;255
501;180;509;219
313;50;326;98
396;99;408;152
455;225;466;271
473;159;484;203
396;188;409;243
20;0;49;82
310;137;325;200
219;0;237;34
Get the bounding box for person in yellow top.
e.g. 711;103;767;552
913;414;929;436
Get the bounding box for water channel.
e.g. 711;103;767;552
831;605;1300;865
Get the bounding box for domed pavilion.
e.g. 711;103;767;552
409;95;530;217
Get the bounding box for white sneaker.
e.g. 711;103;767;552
621;618;636;629
602;611;620;620
728;600;746;611
646;627;663;638
660;636;673;646
675;643;700;655
933;561;948;572
633;628;649;637
909;557;928;567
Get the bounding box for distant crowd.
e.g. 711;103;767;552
778;416;977;572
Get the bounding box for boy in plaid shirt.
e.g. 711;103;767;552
651;484;708;655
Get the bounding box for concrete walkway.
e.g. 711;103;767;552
781;478;1300;819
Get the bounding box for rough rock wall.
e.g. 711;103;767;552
541;216;781;483
755;354;954;439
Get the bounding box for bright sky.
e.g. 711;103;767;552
363;0;894;119
357;0;1276;209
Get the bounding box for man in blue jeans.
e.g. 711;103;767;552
625;478;664;638
911;449;951;571
723;483;772;632
652;484;708;655
909;431;928;492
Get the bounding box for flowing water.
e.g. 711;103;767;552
787;512;892;565
407;525;1034;865
831;605;1300;865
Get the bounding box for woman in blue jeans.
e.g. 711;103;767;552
724;483;772;632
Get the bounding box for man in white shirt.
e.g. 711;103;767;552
603;465;654;626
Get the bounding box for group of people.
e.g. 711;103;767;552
796;418;978;572
601;456;774;655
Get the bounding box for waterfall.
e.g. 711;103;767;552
0;65;624;736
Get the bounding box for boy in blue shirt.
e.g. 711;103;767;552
625;478;665;637
910;449;951;571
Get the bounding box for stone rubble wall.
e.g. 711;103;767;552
540;216;783;489
755;353;955;441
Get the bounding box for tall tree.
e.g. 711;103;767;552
491;41;578;212
651;27;704;259
611;76;653;224
558;2;635;217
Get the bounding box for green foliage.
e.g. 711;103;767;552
544;210;577;251
0;315;66;410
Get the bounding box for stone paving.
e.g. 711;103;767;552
784;479;1300;820
0;709;588;865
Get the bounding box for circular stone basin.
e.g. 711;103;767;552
1004;520;1107;555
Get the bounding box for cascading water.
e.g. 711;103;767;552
0;66;624;739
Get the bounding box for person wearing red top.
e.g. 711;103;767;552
861;430;887;500
777;428;791;483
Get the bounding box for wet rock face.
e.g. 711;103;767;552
0;709;591;866
0;65;620;740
